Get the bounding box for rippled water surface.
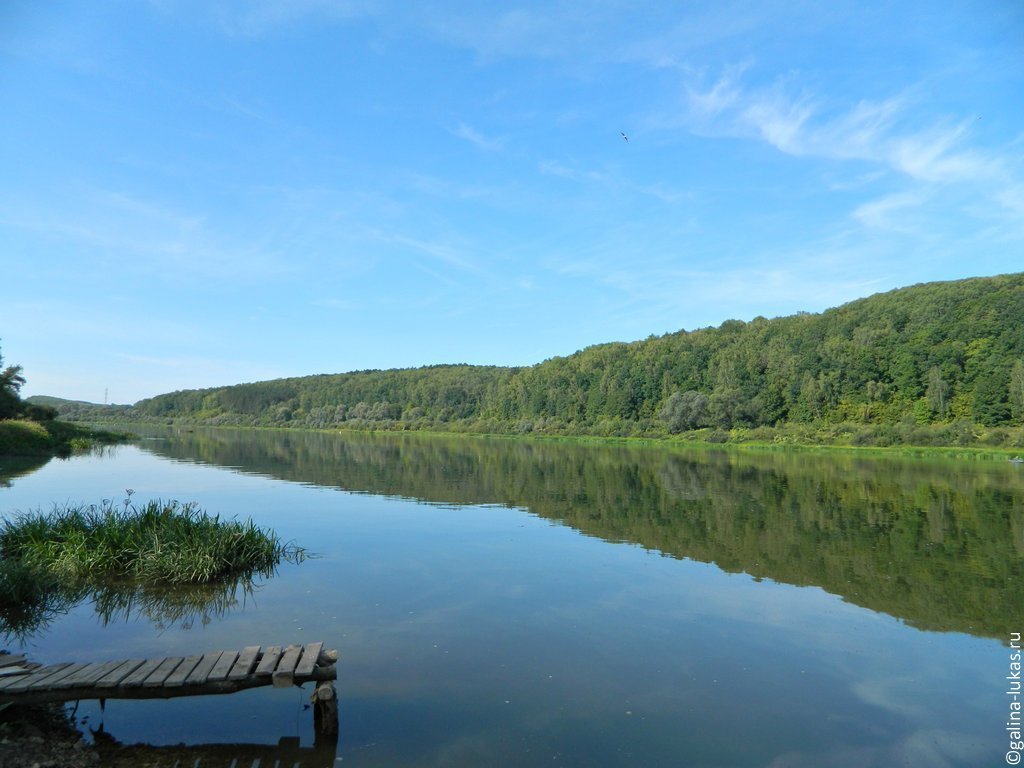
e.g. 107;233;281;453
1;428;1020;767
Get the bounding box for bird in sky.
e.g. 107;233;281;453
620;131;629;142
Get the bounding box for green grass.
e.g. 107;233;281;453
0;418;132;457
0;494;303;585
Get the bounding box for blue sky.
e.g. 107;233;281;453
2;1;1022;404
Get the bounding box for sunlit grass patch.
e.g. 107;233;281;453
0;420;51;454
0;493;304;585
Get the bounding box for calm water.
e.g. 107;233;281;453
1;428;1021;767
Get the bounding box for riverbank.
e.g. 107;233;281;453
116;418;1024;464
0;420;131;458
0;702;99;768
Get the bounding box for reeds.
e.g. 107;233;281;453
0;494;303;585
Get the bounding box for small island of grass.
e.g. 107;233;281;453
0;494;304;640
1;495;303;584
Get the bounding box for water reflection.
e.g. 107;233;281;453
90;734;337;768
137;427;1024;639
0;455;50;488
0;568;267;644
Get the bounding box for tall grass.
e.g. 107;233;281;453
0;494;304;585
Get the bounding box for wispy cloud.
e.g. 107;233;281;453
450;122;505;152
426;6;594;62
0;184;294;284
666;64;1024;252
851;192;929;234
150;0;381;37
364;228;485;276
680;69;1006;187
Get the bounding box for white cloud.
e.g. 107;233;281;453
851;192;929;233
684;64;746;119
679;69;1008;188
450;122;505;152
742;90;816;155
155;0;381;37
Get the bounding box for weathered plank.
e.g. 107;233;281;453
207;650;238;681
227;646;260;681
0;642;337;705
0;668;34;687
184;652;223;685
48;663;101;690
96;660;146;688
143;657;184;687
64;660;126;689
0;655;26;669
119;658;165;688
0;664;73;692
58;663;128;692
53;661;125;690
164;654;204;687
254;646;283;677
272;645;302;688
295;642;324;677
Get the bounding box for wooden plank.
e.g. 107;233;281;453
164;655;204;687
143;657;184;687
294;642;324;677
74;660;127;688
207;650;238;682
184;652;223;685
272;645;302;688
10;663;87;693
119;658;164;688
254;646;283;677
53;660;124;690
50;662;107;690
0;663;73;692
49;662;105;690
96;660;145;688
227;646;260;681
0;655;26;670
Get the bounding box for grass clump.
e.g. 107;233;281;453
0;492;303;585
0;418;131;457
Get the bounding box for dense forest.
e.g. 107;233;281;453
40;273;1024;446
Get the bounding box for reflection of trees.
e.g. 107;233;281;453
89;576;263;631
0;455;51;488
0;561;84;643
140;428;1024;639
0;567;269;645
91;732;336;768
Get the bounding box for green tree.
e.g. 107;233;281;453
926;366;949;419
659;390;709;433
0;344;26;419
1010;359;1024;424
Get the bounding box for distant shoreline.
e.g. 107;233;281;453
94;419;1024;461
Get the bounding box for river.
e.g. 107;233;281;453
0;427;1019;766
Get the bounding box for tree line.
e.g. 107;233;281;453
39;272;1024;445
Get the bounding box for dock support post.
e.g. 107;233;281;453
312;681;338;745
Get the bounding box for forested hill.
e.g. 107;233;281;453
42;273;1024;444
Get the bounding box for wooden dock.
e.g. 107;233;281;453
0;642;337;708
